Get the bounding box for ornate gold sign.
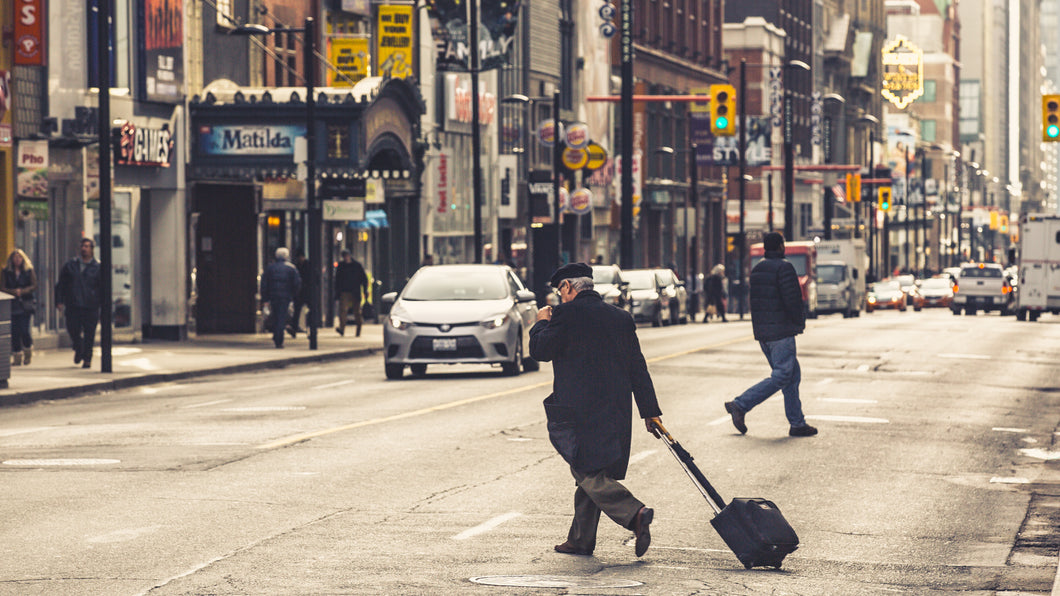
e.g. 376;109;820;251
881;36;924;110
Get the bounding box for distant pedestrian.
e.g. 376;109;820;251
704;264;728;322
725;233;817;437
55;238;103;368
530;262;663;558
287;250;311;337
2;249;37;366
334;250;369;337
420;254;435;267
260;247;301;349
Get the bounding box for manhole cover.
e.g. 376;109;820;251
3;459;120;466
470;575;642;588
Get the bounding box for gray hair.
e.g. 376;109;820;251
275;247;290;260
566;276;594;293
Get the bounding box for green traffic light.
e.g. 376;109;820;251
1048;124;1060;139
715;116;729;130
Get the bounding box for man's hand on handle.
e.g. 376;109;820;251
646;417;663;438
536;305;553;322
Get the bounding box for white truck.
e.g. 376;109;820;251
814;238;867;318
1015;213;1060;321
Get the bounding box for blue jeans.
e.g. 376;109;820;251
733;336;806;427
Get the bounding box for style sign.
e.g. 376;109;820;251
115;123;173;167
376;5;413;79
881;36;924;110
15;0;45;65
197;125;305;156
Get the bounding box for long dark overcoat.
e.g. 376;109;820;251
529;290;661;478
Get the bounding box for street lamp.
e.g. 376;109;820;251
783;59;811;242
856;114;880;279
233;18;321;350
819;93;845;241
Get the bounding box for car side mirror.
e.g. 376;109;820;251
619;281;629;289
676;281;686;288
515;289;537;303
381;291;398;305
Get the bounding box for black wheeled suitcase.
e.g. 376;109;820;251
651;421;799;569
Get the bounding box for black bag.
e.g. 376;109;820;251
361;301;376;321
19;294;34;314
543;394;578;465
651;421;799;569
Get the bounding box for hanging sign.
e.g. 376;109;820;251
565;122;590;149
570;188;593;215
376;5;413;79
881;36;924;110
562;147;588;170
330;37;370;86
584;142;608;171
537;120;563;147
15;0;45;65
115;122;174;167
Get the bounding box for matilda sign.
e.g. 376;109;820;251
197;125;305;156
881;36;924;110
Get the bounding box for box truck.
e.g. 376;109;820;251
815;239;867;318
1015;213;1060;321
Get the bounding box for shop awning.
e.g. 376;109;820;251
349;209;389;229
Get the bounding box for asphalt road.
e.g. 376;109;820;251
2;309;1059;595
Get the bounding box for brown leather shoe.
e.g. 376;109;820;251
632;506;653;557
554;541;593;556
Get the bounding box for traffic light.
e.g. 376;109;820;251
878;186;892;211
846;173;862;202
1044;94;1060;141
710;84;737;136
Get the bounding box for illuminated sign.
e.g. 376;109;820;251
881;36;924;109
115;123;173;167
197;125;305;156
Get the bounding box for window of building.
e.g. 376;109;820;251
327;124;350;159
921;120;936;142
919;80;937;103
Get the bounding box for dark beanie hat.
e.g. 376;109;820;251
549;262;593;287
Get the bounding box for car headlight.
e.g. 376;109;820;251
389;314;411;330
631;299;641;306
649;292;660;300
481;314;509;329
867;296;876;304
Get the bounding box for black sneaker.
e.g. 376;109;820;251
789;424;818;437
724;401;747;434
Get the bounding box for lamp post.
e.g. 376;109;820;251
783;60;811;241
96;0;114;373
819;93;845;241
856;114;880;278
234;18;320;349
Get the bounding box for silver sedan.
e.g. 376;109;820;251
381;264;540;379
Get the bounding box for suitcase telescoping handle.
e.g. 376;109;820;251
650;419;727;514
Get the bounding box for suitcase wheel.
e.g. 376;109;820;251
744;562;753;570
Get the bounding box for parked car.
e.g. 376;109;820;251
866;280;907;312
652;268;689;325
381;264;540;379
622;269;670;327
592;264;633;313
912;276;954;310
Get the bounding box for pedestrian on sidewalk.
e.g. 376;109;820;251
287;250;311;337
2;249;37;366
334;250;368;337
55;238;103;369
529;262;663;558
260;247;301;349
725;232;817;437
704;264;728;323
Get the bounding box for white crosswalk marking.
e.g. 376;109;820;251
453;512;523;541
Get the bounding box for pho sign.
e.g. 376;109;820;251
881;36;924;110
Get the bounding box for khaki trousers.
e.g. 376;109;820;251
337;291;363;336
565;467;644;552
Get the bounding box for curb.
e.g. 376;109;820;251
0;347;379;408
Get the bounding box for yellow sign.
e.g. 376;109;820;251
329;37;370;87
690;87;711;114
376;5;413;79
584;142;608;170
881;36;924;110
562;147;588;170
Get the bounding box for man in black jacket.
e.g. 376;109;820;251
55;238;103;368
725;233;817;437
260;247;301;348
530;262;663;558
334;250;368;337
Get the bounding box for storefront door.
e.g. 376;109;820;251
193;184;257;333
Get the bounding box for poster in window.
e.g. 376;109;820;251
140;0;184;103
426;0;520;72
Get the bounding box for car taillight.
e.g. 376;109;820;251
1002;284;1012;294
952;284;959;293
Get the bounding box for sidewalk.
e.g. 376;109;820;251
0;324;384;408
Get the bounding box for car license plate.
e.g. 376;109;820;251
433;338;457;351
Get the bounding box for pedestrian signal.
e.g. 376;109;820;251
846;173;862;202
710;84;737;136
1044;94;1060;141
878;187;892;212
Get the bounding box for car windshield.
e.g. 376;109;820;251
401;268;509;301
654;271;674;286
896;275;915;287
921;278;951;289
872;281;900;293
960;266;1003;278
592;266;618;285
817;264;845;283
753;254;808;276
623;271;656;290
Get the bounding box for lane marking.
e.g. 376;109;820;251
3;458;120;466
222;406;306;412
629;450;656;465
708;415;733;426
87;525;162;544
312;379;357;390
1019;448;1060;460
990;477;1029;484
818;398;878;404
0;427;53;437
856;364;870;373
938;353;991;360
181;399;232;409
119;358;160;371
453;512;523;540
993;427;1029;433
806;414;889;424
817;378;834;385
256;336;752;451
